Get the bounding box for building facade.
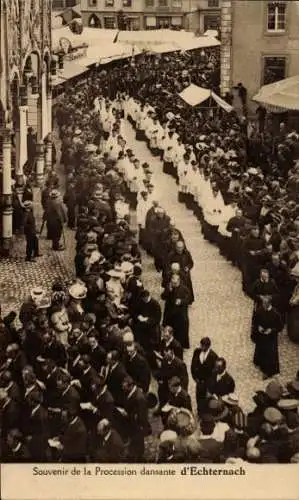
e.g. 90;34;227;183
221;0;299;106
0;0;53;254
80;0;221;32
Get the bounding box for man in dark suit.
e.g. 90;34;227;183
77;355;99;403
60;410;87;462
42;332;67;368
124;343;151;394
161;375;192;428
56;373;81;415
93;418;125;463
87;335;106;372
133;289;161;352
0;388;21;440
159;325;183;359
157;346;189;408
23;390;50;462
191;337;218;416
105;350;128;406
91;377;116;424
122;376;151;462
207;357;235;399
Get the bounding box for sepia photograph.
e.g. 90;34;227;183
1;0;299;492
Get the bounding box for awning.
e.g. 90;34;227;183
179;84;234;111
52;27;220;55
52;61;88;87
252;75;299;111
179;84;211;106
211;91;234;112
79;42;140;67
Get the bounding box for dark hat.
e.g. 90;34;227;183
265;380;284;401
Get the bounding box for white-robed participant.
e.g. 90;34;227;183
173;138;186;182
185;161;198;210
202;182;226;244
177;153;190;203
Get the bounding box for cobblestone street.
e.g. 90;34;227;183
1;119;299;421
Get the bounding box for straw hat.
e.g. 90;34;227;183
160;430;177;443
264;407;283;425
30;287;46;303
68;283;87;300
222;393;239;406
50;189;60;199
277;399;299;411
107;269;122;279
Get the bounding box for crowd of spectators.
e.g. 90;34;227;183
1;46;299;464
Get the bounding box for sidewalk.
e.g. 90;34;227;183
0;136;76;318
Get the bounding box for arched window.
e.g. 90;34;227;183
88;14;101;28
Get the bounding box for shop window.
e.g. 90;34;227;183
104;16;116;28
263;56;286;85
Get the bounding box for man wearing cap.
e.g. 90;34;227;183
23;201;41;262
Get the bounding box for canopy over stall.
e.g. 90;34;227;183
179;84;234;112
52;26;220;55
252;75;299;112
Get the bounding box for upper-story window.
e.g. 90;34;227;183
172;0;182;8
158;0;168;6
123;0;132;6
145;0;154;6
267;2;286;32
208;0;219;7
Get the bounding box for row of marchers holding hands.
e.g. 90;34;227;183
0;89;299;465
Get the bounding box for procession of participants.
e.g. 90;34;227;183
1;46;299;464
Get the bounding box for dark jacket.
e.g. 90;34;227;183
125;352;151;393
191;348;218;383
207;372;235;398
93;429;125;463
168;387;192;412
61;416;87;461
